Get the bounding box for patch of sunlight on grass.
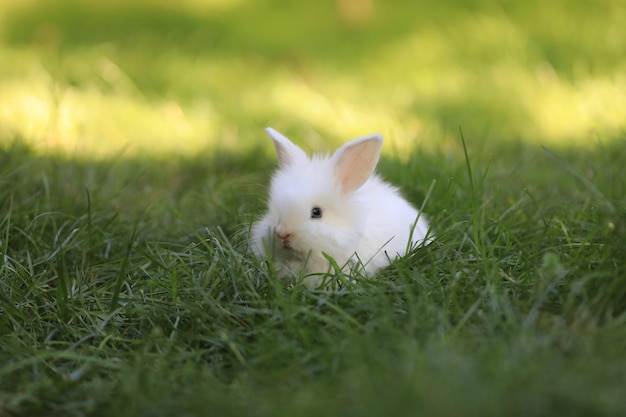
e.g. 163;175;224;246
0;76;221;157
264;77;424;155
522;69;626;142
365;12;626;146
155;54;432;156
1;2;625;158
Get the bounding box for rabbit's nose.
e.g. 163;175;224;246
277;231;291;239
276;228;293;248
275;224;288;238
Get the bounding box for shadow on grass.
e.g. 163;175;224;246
1;132;625;310
1;133;626;416
0;137;270;241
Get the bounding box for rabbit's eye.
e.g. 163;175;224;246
311;207;323;219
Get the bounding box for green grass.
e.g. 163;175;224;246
1;0;626;416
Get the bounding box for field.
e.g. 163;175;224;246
1;0;625;416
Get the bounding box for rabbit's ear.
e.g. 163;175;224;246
333;133;383;194
265;127;308;168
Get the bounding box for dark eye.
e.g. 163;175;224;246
311;207;322;219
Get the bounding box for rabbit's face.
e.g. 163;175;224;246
265;167;365;262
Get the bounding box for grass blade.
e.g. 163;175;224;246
542;145;615;213
109;226;137;312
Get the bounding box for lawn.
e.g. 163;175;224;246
1;0;625;416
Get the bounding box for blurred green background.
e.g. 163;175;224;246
1;0;624;157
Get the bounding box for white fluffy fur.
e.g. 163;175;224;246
251;128;431;287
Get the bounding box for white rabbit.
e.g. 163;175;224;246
251;127;431;287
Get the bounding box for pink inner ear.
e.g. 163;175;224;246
335;137;381;194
